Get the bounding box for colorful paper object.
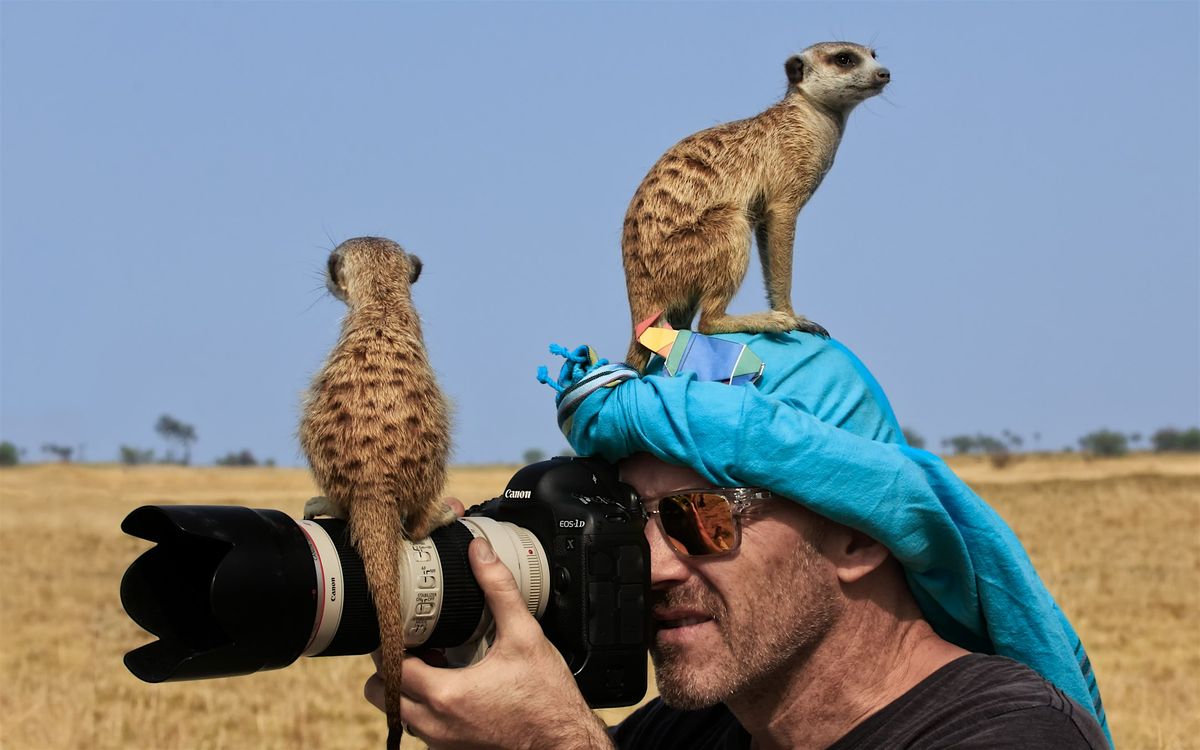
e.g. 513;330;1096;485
637;326;764;386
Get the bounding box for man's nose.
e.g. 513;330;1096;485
645;517;689;588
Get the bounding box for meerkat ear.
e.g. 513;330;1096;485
785;55;805;85
409;255;423;284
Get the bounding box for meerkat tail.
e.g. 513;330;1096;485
626;308;668;373
626;341;651;374
348;506;409;750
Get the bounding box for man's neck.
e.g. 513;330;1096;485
725;587;969;750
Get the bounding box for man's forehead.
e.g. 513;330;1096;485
618;453;713;497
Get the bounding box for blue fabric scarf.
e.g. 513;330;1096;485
545;331;1109;745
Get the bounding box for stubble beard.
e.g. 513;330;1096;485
650;541;842;710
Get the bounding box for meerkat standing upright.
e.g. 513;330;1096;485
299;237;454;750
622;41;890;370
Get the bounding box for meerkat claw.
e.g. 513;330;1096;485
794;317;830;338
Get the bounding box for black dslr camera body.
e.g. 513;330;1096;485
120;456;650;708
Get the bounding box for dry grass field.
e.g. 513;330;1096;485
1;454;1197;749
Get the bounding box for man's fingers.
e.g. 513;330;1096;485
468;538;535;633
395;653;448;698
365;676;440;742
365;654;447;706
395;695;439;744
364;671;385;711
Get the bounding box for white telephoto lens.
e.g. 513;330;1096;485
298;519;346;657
297;516;550;656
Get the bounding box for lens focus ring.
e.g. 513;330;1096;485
423;523;484;648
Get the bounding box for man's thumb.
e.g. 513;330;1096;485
468;538;531;629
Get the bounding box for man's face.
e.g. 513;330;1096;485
620;453;843;709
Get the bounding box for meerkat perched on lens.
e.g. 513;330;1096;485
299;237;454;750
623;42;890;371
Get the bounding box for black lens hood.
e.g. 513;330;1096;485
120;505;318;682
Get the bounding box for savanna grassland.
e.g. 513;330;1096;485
1;455;1197;749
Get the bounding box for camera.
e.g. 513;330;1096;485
120;456;650;708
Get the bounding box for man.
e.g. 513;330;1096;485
366;333;1111;748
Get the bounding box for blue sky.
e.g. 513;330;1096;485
2;1;1197;466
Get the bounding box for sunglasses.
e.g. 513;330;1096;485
640;487;775;557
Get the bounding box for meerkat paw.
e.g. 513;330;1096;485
405;502;459;541
303;496;346;520
698;310;799;335
435;501;458;527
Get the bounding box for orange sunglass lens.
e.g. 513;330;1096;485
658;494;736;556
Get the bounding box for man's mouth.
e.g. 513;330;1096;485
654;610;715;629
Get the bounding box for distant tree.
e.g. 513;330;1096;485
974;434;1007;455
1180;429;1200;451
215;449;258;467
119;446;155;466
1152;427;1200;452
901;428;925;449
522;448;546;465
940;432;1017;467
0;441;19;467
942;435;978;455
155;414;197;465
265;458;277;467
41;443;73;462
1079;429;1129;458
1000;430;1023;450
974;434;1015;469
1151;428;1180;452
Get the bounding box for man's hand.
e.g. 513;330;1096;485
364;498;613;750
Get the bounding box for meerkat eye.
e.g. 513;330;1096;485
834;52;857;67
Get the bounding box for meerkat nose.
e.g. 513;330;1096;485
876;68;891;82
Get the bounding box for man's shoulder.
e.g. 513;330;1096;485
831;653;1109;750
609;699;748;750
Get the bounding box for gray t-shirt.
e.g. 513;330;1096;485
610;654;1109;749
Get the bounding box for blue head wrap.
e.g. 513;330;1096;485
543;332;1109;744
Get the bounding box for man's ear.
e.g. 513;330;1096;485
785;55;805;86
822;525;890;584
